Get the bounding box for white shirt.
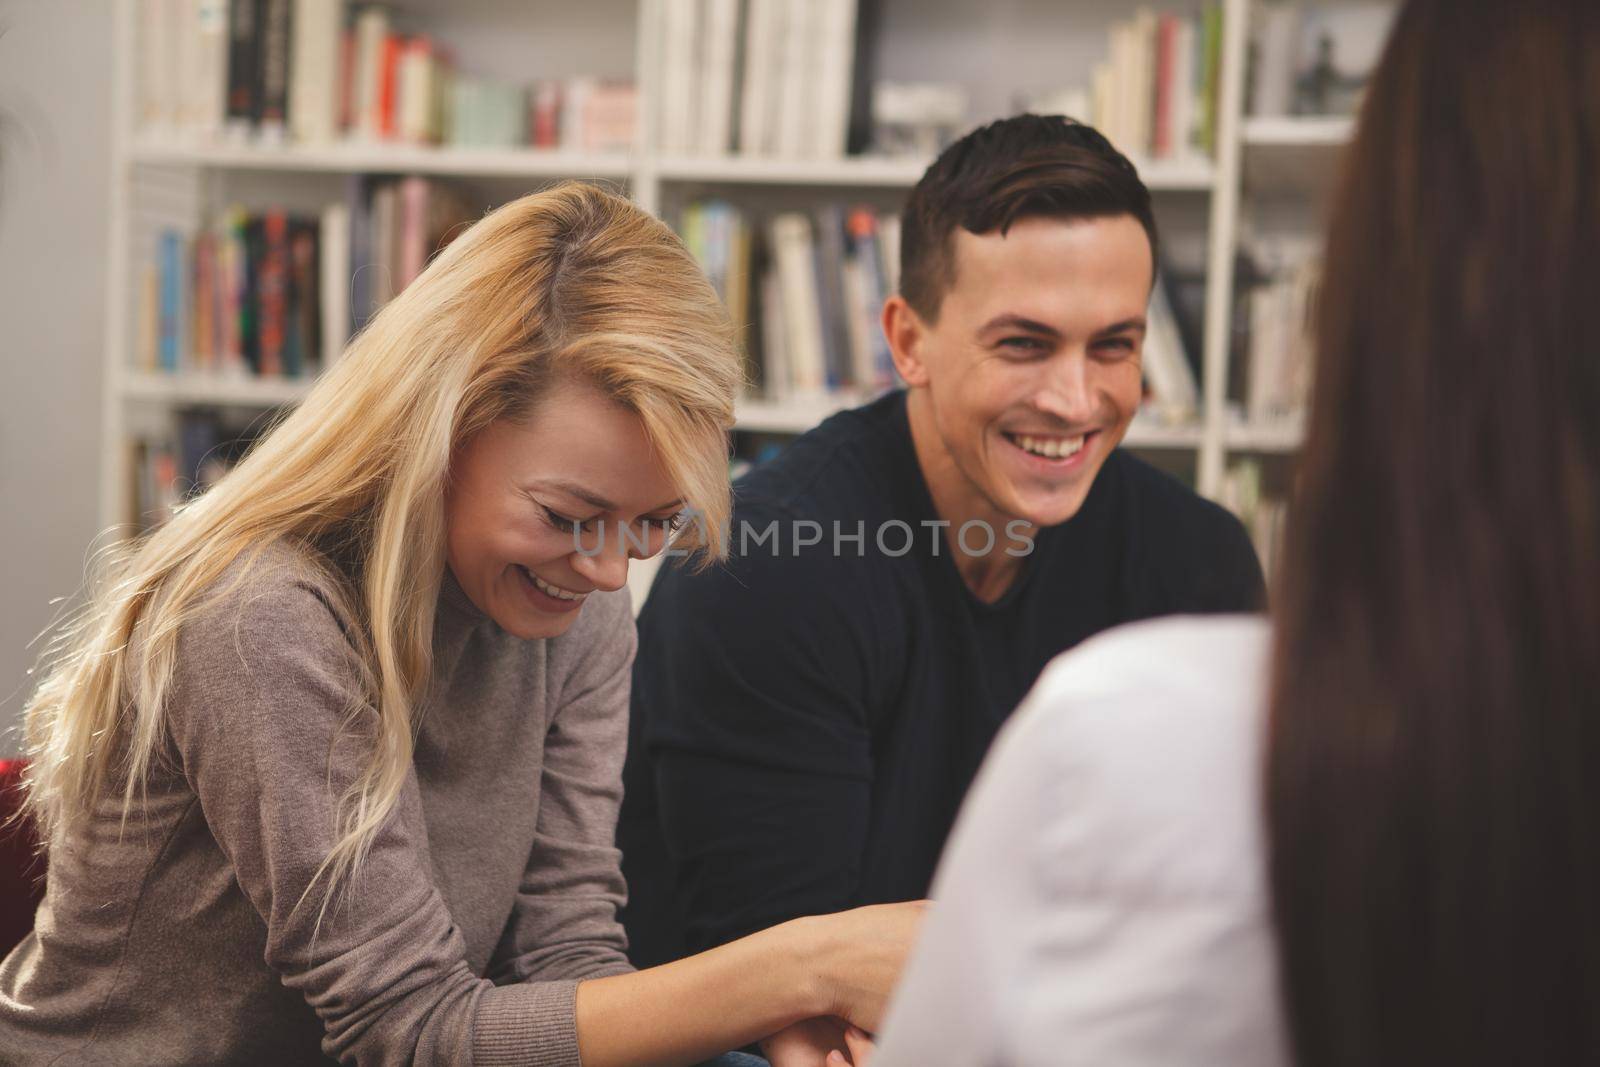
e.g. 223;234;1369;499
874;615;1289;1067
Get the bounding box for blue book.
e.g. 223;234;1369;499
158;230;183;372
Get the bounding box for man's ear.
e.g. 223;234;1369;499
883;294;932;388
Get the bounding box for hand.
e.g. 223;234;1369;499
801;900;927;1032
827;1025;875;1067
761;1016;850;1067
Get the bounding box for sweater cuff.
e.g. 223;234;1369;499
474;980;581;1067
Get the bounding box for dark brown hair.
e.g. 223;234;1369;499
899;114;1157;321
1267;1;1600;1064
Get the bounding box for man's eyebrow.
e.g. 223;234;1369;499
1091;317;1147;339
976;313;1062;338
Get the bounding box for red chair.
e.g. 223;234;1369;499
0;759;46;958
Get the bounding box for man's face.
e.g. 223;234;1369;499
907;214;1150;528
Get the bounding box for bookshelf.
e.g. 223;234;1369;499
102;0;1354;535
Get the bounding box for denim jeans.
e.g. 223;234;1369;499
697;1053;770;1067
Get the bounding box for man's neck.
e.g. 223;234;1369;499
904;389;1034;604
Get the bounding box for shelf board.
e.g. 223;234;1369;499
1226;417;1305;453
1242;116;1354;148
129;138;636;179
657;154;928;187
1123;416;1205;449
121;370;315;407
734;394;862;433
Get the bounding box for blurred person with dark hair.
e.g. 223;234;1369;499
856;2;1600;1064
620;114;1265;1062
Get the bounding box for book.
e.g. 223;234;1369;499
289;0;343;143
697;0;741;155
738;0;780;155
319;201;351;364
257;0;292;141
225;0;260;133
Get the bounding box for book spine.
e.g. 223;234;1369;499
319;201;351;364
257;0;290;139
158;231;182;372
258;211;289;377
398;175;429;289
290;0;342;144
225;0;259;131
698;0;740;155
192;231;216;370
737;0;776;155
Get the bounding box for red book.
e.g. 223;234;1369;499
258;211;289;378
378;33;401;140
1154;15;1178;159
338;27;355;134
195;232;218;371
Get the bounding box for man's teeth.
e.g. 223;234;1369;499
1014;433;1086;459
526;568;586;601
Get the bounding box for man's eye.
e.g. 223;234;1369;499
1000;336;1047;354
1098;337;1137;353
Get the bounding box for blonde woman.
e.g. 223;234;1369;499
0;183;921;1067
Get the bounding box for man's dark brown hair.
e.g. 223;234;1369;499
898;113;1158;322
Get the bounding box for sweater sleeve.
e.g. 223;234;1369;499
166;559;586;1067
489;589;635;985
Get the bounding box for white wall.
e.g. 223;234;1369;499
0;0;113;754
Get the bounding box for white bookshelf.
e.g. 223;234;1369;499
102;0;1334;529
129;139;638;180
1242;115;1354;147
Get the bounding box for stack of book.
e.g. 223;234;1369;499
1249;1;1395;118
128;410;259;530
344;175;474;330
1244;254;1319;424
657;0;873;158
137;206;342;380
679;199;899;400
1087;5;1225;163
137;0;635;152
1219;458;1287;580
135;175;472;380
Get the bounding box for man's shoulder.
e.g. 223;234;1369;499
1108;448;1243;535
1092;449;1265;610
734;392;913;525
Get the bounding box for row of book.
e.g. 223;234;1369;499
129;412;257;530
1243;255;1319;424
1089;6;1225;164
1219;458;1287;581
1250;2;1395;118
137;0;637;152
658;0;872;159
137;207;345;379
679;200;899;399
135;175;472;380
680;198;1202;421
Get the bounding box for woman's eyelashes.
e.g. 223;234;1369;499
541;506;590;534
541;504;687;538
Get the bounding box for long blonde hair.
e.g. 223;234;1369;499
21;181;740;904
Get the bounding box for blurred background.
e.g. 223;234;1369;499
0;0;1396;752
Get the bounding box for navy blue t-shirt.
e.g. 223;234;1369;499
619;390;1264;966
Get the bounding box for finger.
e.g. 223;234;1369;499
827;1052;849;1067
843;1025;876;1063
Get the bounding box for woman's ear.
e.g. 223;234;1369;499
883;294;932;388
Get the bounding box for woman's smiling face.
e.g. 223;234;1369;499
444;375;687;639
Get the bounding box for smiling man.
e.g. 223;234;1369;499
619;114;1264;1060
